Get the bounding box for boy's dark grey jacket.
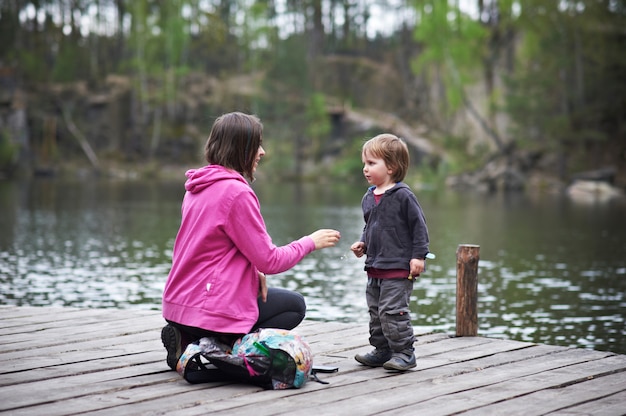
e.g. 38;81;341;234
360;183;429;271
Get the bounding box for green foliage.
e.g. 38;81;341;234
17;49;48;83
0;131;19;173
439;134;489;174
306;93;331;157
306;93;328;130
51;42;85;82
505;0;625;152
2;0;624;180
411;0;488;114
405;158;450;191
329;136;364;180
266;35;309;91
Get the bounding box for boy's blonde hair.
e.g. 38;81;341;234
362;134;410;182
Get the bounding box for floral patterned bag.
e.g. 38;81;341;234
177;328;313;390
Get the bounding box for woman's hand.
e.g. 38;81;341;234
258;271;268;302
350;241;365;258
308;229;341;250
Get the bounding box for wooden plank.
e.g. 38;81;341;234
194;347;617;416
0;359;174;407
1;307;625;416
0;306;83;319
0;332;504;412
0;335;163;372
0;349;163;387
0;313;164;357
0;338;544;414
549;390;626;416
459;367;626;415
0;307;141;326
146;374;378;416
157;344;598;416
373;355;626;416
311;336;515;377
66;383;274;416
0;314;164;350
0;307;158;332
3;376;239;416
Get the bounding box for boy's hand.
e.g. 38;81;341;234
409;258;425;278
350;241;365;258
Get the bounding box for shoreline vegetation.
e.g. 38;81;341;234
1;2;624;199
15;156;626;207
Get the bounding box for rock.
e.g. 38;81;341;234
446;159;526;192
566;179;624;203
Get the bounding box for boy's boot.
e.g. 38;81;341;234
355;348;392;367
383;349;416;371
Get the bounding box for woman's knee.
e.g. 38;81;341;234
267;288;306;314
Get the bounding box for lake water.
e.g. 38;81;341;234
0;177;624;354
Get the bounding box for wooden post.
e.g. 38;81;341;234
456;244;480;337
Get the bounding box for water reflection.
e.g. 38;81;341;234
0;179;182;309
0;178;624;355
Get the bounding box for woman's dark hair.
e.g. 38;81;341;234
204;112;263;181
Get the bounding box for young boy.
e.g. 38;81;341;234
350;134;430;371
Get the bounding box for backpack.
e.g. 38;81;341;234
177;328;313;390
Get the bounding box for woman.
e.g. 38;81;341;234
161;111;341;370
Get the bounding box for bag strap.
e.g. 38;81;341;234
309;365;338;385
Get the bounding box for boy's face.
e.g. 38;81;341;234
362;150;394;188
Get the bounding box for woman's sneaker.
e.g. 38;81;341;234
161;324;183;370
383;350;416;371
354;348;392;367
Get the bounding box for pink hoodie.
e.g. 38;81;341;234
162;165;315;334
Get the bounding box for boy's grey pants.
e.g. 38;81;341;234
366;277;415;353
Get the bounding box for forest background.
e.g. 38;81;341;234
0;0;625;192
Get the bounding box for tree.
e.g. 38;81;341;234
411;0;503;151
505;0;626;175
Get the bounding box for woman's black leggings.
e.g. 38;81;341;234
168;288;306;344
252;287;306;331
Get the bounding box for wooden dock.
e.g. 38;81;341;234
1;306;625;415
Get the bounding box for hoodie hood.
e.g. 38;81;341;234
184;165;248;194
367;182;410;195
